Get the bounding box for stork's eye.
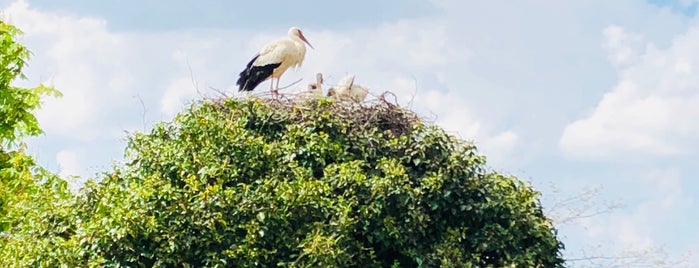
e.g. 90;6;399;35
311;85;317;89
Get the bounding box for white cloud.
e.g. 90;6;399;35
679;0;699;7
616;168;692;246
484;131;519;152
560;25;699;158
56;149;80;177
603;25;646;68
160;77;198;118
55;149;85;190
411;86;482;139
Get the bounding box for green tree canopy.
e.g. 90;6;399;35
0;21;59;144
3;95;564;267
0;20;71;263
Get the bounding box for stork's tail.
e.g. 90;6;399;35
236;55;281;91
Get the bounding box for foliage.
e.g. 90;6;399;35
0;20;72;266
4;95;564;267
0;21;60;145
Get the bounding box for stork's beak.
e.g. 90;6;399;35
299;31;314;49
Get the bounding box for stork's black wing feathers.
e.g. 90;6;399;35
236;54;281;92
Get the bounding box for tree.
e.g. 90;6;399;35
0;20;72;264
546;185;692;267
4;95;565;267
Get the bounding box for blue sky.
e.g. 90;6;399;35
2;0;698;266
2;0;438;31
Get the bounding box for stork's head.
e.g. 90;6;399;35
289;27;314;49
316;73;324;85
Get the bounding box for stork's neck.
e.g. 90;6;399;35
291;35;308;53
289;34;305;46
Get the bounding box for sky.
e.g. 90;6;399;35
1;0;698;266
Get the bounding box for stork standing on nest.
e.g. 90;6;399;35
236;27;313;96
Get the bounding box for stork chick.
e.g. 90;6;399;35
237;27;313;97
297;73;324;101
327;75;369;103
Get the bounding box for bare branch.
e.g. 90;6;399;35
566;245;692;267
132;94;148;132
545;184;624;225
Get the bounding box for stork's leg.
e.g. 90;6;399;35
269;78;280;98
269;77;279;98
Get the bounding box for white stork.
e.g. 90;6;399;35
306;73;324;97
237;27;313;96
296;73;324;102
327;75;369;103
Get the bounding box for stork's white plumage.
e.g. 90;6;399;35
237;27;313;95
327;75;369;103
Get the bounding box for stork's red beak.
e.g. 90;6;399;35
299;31;314;49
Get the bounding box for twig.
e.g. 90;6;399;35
133;94;148;132
408;75;418;109
186;56;202;96
208;86;230;98
278;78;304;90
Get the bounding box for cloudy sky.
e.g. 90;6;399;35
2;0;698;265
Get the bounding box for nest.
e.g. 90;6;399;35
214;90;421;137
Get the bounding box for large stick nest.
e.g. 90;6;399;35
216;91;421;138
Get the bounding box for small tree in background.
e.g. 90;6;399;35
546;185;693;267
